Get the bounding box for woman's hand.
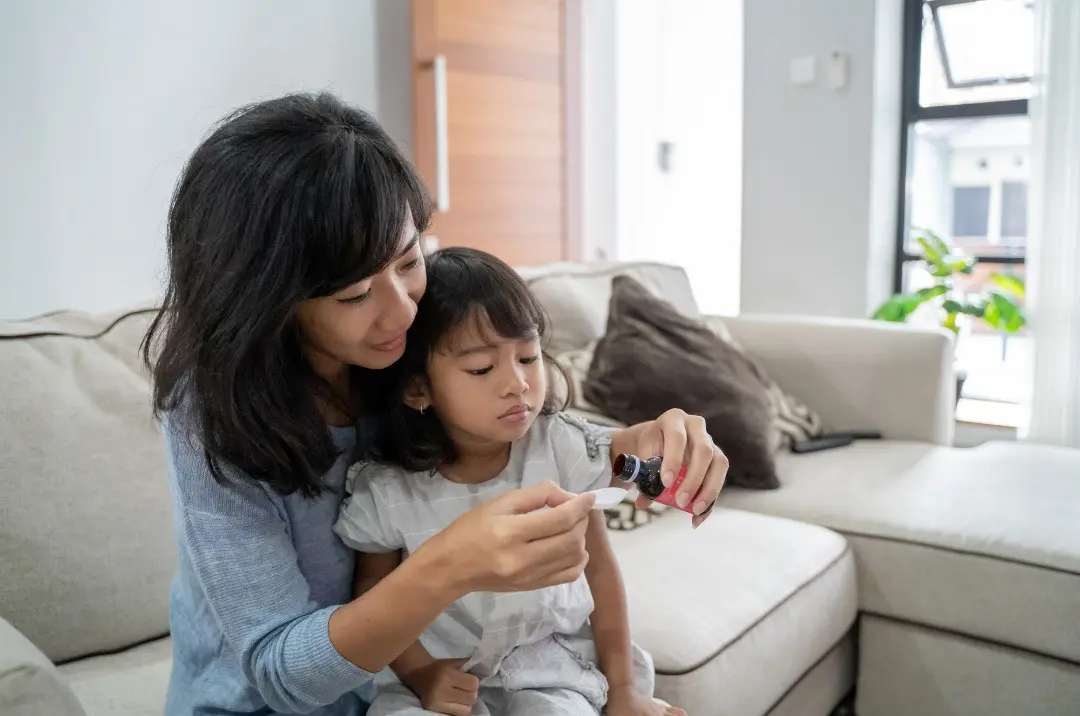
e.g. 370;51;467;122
612;409;728;527
425;481;596;597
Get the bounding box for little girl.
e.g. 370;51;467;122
334;248;685;716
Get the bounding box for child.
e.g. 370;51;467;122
334;248;686;716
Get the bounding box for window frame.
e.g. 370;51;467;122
928;0;1034;90
893;0;1030;293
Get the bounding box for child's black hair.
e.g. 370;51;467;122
369;247;570;472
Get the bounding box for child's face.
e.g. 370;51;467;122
422;315;547;447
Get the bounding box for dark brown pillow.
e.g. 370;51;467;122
584;275;780;489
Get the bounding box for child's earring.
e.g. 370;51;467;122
419;404;427;415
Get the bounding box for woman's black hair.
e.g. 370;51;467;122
368;247;570;472
142;92;432;497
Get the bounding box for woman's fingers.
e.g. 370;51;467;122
520;525;587;573
513;491;594;542
655;410;689;489
691;445;728;521
493;480;573;515
672;414;711;510
533;552;591;589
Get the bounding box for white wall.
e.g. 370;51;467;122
0;0;407;319
611;0;743;316
740;0;902;318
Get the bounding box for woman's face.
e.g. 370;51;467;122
298;213;427;376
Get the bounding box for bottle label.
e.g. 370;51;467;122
650;465;697;514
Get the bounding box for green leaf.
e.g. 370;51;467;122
942;299;984;317
920;230;953;261
914;230;972;277
916;235;945;264
982;293;1026;333
872;286;947;322
990;273;1026;299
954;256;977;275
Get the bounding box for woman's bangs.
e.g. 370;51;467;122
312;137;432;297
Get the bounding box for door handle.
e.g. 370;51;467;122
432;55;450;212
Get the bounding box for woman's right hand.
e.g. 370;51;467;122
428;481;596;596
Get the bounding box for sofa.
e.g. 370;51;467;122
2;261;1078;716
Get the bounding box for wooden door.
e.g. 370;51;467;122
412;0;580;265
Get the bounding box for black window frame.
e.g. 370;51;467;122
893;0;1029;293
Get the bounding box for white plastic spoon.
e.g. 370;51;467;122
587;487;628;510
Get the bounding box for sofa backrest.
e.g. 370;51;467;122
0;308;175;663
517;261;699;353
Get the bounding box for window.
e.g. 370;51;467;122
952;186;990;237
1001;181;1028;238
896;0;1034;409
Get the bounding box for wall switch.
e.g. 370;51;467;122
790;56;816;85
422;235;440;253
828;52;849;90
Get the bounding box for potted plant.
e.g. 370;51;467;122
872;229;1027;404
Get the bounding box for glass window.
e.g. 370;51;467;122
919;0;1036;107
897;0;1032;407
952;186;990;237
1000;181;1028;238
906;115;1030;258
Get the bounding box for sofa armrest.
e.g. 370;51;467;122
0;616;85;716
715;315;955;445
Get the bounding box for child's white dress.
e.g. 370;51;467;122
334;413;654;715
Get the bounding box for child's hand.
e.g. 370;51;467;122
606;685;687;716
400;657;479;716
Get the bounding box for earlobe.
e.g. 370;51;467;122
403;377;431;413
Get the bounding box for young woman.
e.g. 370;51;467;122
144;92;728;715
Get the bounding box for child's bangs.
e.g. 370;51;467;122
311;134;433;297
426;249;548;354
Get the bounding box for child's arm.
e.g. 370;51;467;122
355;551;480;714
354;551;437;677
583;511;635;690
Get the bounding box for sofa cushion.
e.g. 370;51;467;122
586;275;779;489
611;508;857;715
517;261;699;354
721;441;1080;665
59;637;171;716
0;308;175;663
0;616;86;716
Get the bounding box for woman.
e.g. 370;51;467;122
144;92;728;715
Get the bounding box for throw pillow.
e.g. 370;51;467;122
585;275;780;489
701;317;825;450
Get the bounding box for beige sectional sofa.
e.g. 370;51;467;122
2;261;1077;716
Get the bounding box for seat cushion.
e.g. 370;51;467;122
59;638;171;716
721;441;1080;664
611;508;857;715
0;308;175;663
